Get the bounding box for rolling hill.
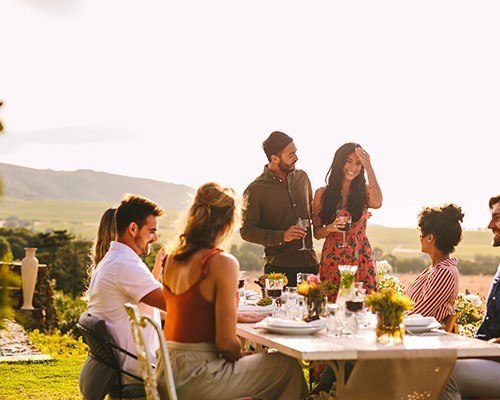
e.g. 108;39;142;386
0;163;195;211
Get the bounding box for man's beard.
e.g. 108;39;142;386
493;234;500;247
135;238;152;255
278;159;295;173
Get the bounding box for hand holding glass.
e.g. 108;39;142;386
297;218;311;251
338;215;352;248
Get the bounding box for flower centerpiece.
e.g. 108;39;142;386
365;287;413;345
454;289;485;337
376;260;405;295
297;274;335;322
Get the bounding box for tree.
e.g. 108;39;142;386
0;237;13;262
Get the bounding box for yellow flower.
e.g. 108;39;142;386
297;282;312;296
267;272;288;287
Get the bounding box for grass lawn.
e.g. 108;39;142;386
0;356;85;399
0;327;88;399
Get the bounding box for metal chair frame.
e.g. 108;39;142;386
76;319;145;399
124;303;178;400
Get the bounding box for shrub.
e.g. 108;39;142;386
29;328;88;358
53;290;88;334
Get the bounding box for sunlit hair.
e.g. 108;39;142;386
319;142;366;224
418;203;464;254
86;206;117;283
92;207;117;267
172;182;238;262
115;193;164;236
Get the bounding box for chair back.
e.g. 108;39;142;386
77;312;145;400
442;313;459;334
124;303;178;400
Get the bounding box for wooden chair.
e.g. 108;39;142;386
124;303;254;400
76;312;146;399
442;313;459;334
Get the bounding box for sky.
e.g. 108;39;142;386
1;1;498;229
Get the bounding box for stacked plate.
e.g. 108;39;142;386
238;304;274;314
255;317;326;335
403;315;441;333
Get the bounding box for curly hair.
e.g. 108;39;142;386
319;142;366;224
418;203;464;254
173;182;237;262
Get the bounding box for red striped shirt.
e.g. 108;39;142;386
405;257;459;323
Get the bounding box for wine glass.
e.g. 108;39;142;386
297;218;311;251
338;215;352;248
265;278;284;317
238;271;247;305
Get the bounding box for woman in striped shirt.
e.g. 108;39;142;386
406;203;464;323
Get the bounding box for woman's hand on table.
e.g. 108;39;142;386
237;312;267;323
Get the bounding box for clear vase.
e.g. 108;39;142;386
304;296;327;322
376;311;405;345
336;265;358;306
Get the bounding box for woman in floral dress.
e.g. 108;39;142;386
312;142;383;302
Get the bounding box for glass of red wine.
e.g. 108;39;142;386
345;282;368;333
297;218;311;251
238;271;247;305
338;215;352;248
265;278;284;317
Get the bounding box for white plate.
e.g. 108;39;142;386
238;304;274;314
255;318;326;335
405;321;442;333
403;316;437;327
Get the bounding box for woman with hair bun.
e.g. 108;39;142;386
406;203;464;323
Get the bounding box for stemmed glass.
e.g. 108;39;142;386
238;271;247;305
297;218;311;251
338;215;352;248
265;278;284;317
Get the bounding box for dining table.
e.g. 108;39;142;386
236;318;500;399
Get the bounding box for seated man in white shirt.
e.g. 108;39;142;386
86;193;166;384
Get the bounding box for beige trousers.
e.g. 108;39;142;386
156;341;308;400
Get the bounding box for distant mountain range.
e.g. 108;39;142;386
0;163;195;211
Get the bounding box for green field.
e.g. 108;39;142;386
366;225;497;260
0;197;497;260
0;197;182;242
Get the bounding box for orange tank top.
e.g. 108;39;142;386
163;248;222;343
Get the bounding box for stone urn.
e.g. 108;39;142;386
21;247;39;310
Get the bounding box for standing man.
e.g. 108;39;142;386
84;193;166;387
440;194;500;400
240;131;319;287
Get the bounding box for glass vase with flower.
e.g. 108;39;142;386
365;288;414;345
336;265;358;307
297;274;335;322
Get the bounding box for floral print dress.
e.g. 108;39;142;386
313;208;377;302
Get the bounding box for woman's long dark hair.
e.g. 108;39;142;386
319;142;366;224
